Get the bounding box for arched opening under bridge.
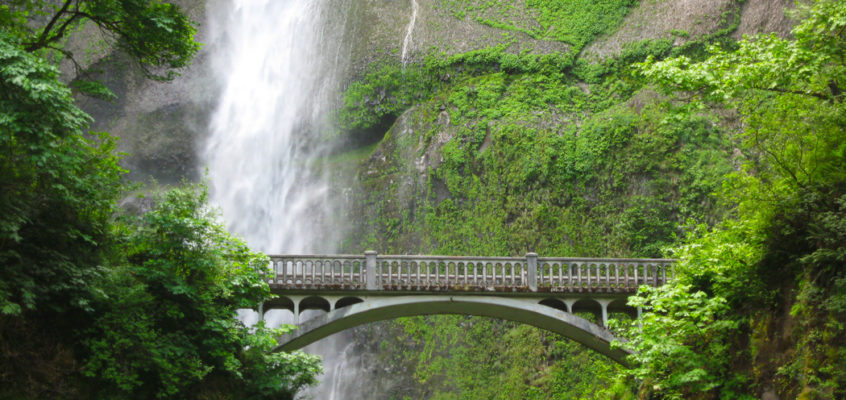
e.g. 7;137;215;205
270;295;632;365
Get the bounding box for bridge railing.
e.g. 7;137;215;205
375;255;527;291
269;254;366;289
537;258;673;292
267;252;674;293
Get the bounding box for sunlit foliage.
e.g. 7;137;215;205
623;1;846;398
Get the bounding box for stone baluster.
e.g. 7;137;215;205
365;251;377;290
526;252;538;292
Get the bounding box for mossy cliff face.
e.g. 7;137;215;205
342;0;797;260
334;0;805;398
343;0;762;258
345;101;734;398
343;72;734;397
351;80;733;257
342;59;735;396
67;0;794;186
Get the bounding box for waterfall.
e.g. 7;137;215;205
203;0;349;254
202;0;358;398
401;0;419;65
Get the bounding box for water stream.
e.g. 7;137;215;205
203;0;341;254
401;0;419;65
202;0;360;398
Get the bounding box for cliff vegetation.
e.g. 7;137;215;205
335;0;845;398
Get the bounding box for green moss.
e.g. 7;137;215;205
338;1;751;397
437;0;637;52
336;46;576;143
334;61;437;141
327;142;379;167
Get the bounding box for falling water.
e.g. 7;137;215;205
202;0;359;398
401;0;419;65
328;343;359;400
203;0;348;254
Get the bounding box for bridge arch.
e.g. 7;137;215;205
335;296;364;309
607;298;637;320
539;297;568;313
271;295;631;365
299;296;331;313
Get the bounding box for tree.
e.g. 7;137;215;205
84;185;320;399
1;4;320;398
621;1;846;398
0;28;125;398
0;0;201;317
1;0;200;80
0;33;124;317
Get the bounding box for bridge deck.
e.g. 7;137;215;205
265;252;674;294
266;253;674;364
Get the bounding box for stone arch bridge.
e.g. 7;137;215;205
262;252;674;365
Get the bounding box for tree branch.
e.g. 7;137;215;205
23;0;76;52
751;85;832;102
45;44;82;76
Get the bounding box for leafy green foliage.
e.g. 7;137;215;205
336;61;437;140
70;78;117;100
237;323;322;399
0;33;125;316
624;284;750;399
0;0;200;80
0;7;318;399
526;0;637;49
621;1;846;398
83;185;320;399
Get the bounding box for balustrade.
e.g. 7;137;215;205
375;256;527;291
537;258;674;292
267;252;674;293
270;254;365;289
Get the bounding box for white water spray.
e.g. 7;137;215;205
329;343;360;400
204;0;346;254
203;0;360;398
401;0;419;65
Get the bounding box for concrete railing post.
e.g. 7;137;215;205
526;252;538;292
365;251;378;290
598;299;611;327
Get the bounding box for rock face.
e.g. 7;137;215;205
354;105;435;251
342;0;571;75
68;0;212;184
734;0;795;38
583;0;737;58
70;0;796;185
